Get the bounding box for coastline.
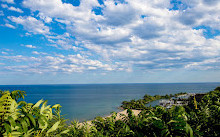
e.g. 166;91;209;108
78;92;201;125
1;83;218;121
78;109;141;126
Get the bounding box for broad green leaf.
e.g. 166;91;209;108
21;119;28;133
167;120;178;124
26;114;36;127
59;129;70;134
46;121;61;135
3;131;22;137
7;116;16;127
32;99;44;108
24;117;30;127
3;123;11;134
52;104;62;109
38;116;46;129
23;128;34;137
186;123;193;137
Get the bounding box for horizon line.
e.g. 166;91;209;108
0;82;220;86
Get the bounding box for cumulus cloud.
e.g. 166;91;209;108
8;16;50;34
1;4;7;8
8;6;23;13
5;23;15;29
1;0;14;4
0;55;40;62
32;51;47;55
176;0;220;29
46;33;82;50
184;57;220;70
1;51;8;55
102;1;138;26
132;18;165;39
37;13;52;23
22;0;100;21
25;45;36;48
1;54;129;73
1;0;220;74
0;10;3;16
1;4;23;13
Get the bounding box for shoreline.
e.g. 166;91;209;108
78;92;197;124
78;109;141;126
79;92;200;125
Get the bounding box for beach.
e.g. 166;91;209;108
78;109;141;127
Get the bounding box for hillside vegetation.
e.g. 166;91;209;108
121;92;187;109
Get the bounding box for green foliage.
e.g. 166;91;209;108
214;86;220;91
121;92;186;109
0;90;68;137
67;88;220;137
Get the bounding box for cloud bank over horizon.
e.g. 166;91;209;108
0;0;220;84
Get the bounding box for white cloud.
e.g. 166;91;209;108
5;23;15;29
38;13;52;23
32;51;47;55
32;51;40;55
0;10;4;16
1;54;128;73
176;0;220;29
8;6;23;13
0;55;40;62
22;0;100;21
1;0;14;4
8;16;50;34
1;4;8;8
25;45;36;48
132;17;165;39
1;0;220;74
46;33;82;50
184;58;220;70
1;51;8;55
1;4;23;13
102;1;138;26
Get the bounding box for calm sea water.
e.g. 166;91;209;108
0;83;219;121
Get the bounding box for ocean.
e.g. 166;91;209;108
0;83;219;121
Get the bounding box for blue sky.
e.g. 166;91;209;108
0;0;220;85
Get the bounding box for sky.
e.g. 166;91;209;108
0;0;220;85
